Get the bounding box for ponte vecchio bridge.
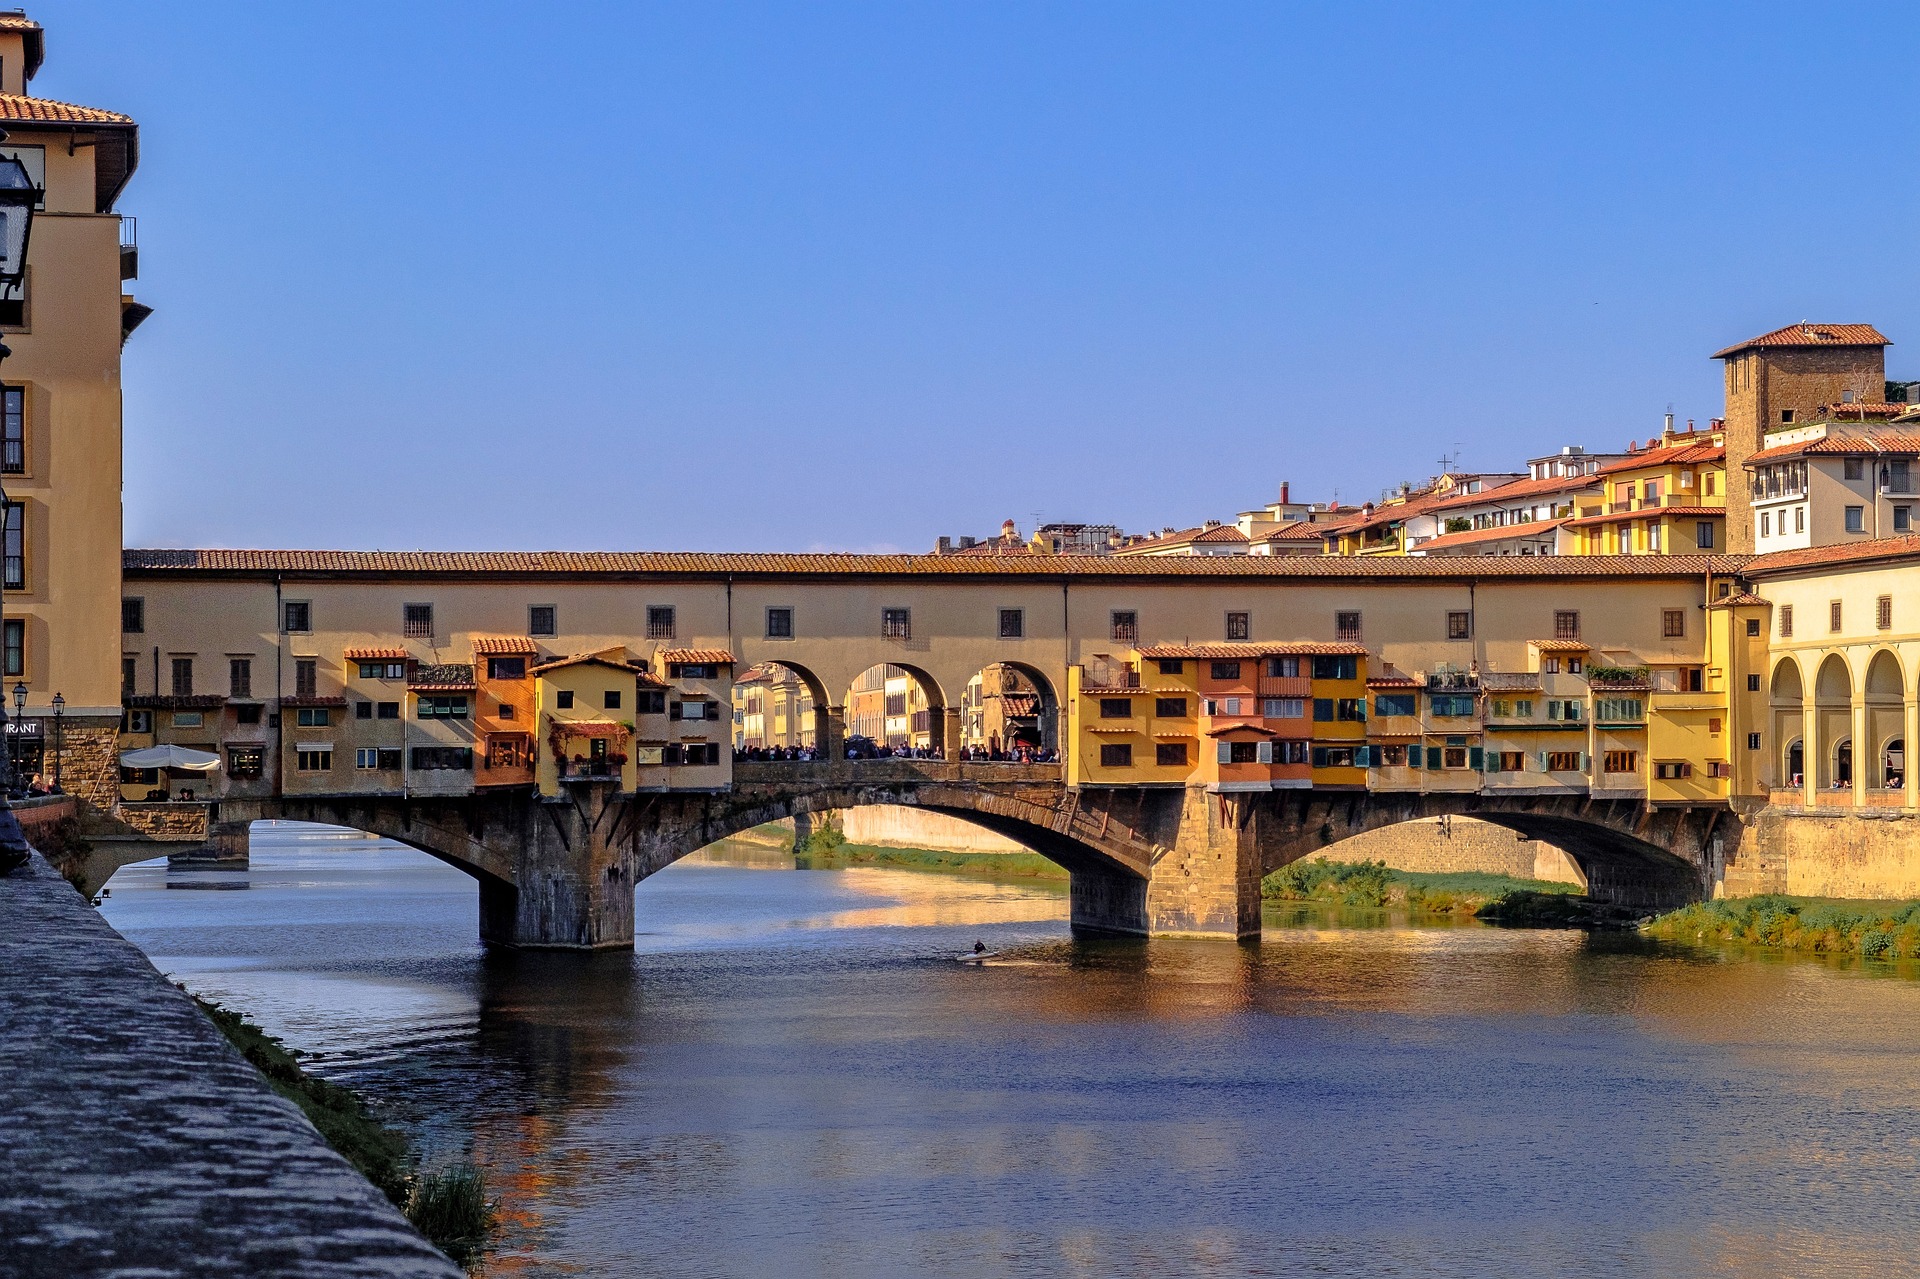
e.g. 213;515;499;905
108;549;1760;945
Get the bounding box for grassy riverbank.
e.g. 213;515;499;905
793;829;1068;882
1646;895;1920;959
194;995;493;1266
1261;857;1580;915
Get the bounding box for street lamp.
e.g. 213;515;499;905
50;691;62;792
0;141;37;871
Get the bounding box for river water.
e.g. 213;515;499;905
100;823;1920;1279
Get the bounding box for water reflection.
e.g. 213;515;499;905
98;825;1920;1279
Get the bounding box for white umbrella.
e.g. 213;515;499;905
119;744;222;772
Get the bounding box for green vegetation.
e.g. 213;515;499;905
1646;895;1920;959
193;994;495;1266
1587;664;1650;684
793;837;1069;881
1262;857;1588;919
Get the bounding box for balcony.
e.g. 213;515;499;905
1257;675;1312;697
120;215;137;281
1427;669;1479;692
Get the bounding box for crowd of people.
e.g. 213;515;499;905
732;742;1059;764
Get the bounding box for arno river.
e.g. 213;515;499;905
102;824;1920;1278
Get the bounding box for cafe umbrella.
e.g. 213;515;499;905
118;745;222;772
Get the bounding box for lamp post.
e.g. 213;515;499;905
10;679;24;793
0;141;37;870
50;691;62;792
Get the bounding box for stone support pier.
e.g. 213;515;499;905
1143;788;1262;938
479;779;636;950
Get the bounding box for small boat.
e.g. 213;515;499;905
956;950;996;964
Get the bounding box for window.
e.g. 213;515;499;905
410;747;473;771
1761;512;1772;538
1099;743;1133;768
2;499;21;590
498;703;515;720
296;748;333;772
1442;747;1468;769
1335;611;1362;642
1546;751;1581;772
1845;506;1866;533
557;690;575;709
1746;619;1761;638
1780;409;1794;424
123;656;135;697
1646;524;1663;553
282;600;311;633
604;690;622;710
1654;761;1693;780
355;748;381;770
1780;605;1793;638
1227;741;1261;765
1210;661;1242;681
122;598;143;633
229;658;251;698
1207;696;1244;716
236;705;262;725
1603;750;1638;773
1155;742;1188;767
171;711;202;729
417;695;469;719
1313;698;1334;721
1155;697;1188;717
1225;612;1250;641
296;707;329;727
1898;507;1913;533
1497;751;1525;771
1156;658;1183;674
1447;611;1472;640
1111;611;1138;643
355;701;372;720
1311;655;1358;680
1845;458;1865;481
646;606;676;639
1543;657;1560;674
2;618;20;677
1546;699;1583;721
671;700;716;721
0;385;20;475
1267;656;1300;678
1278;740;1310;765
226;746;264;779
1554;611;1580;640
884;693;907;717
999;608;1024;639
766;607;794;639
1830;600;1843;633
1430;694;1475;718
1313;745;1358;769
403;603;434;638
1374;694;1416;717
1662;609;1685;639
882;608;911;640
1878;595;1893;631
529;605;556;637
170;656;193;697
376;701;399;719
486;657;525;680
637;689;666;714
1747;674;1761;691
1705;472;1716;497
1595;698;1643;722
1795;507;1805;534
1099;698;1132;719
1748;732;1762;751
1708;717;1722;734
294;659;317;699
357;661;405;680
1696;522;1714;550
669;663;716;679
1378;744;1409;767
1263;697;1304;719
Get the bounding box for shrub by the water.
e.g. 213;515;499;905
1646;895;1920;958
1264;858;1394;908
407;1164;495;1267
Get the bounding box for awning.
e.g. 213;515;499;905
119;744;221;771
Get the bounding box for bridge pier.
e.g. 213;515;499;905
1068;866;1150;935
1144;788;1262;938
479;779;636;950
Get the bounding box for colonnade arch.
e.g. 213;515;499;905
1770;658;1804;788
1865;650;1907;790
1814;654;1853;790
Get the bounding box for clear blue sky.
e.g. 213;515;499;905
40;1;1920;552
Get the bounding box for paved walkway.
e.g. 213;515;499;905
0;853;461;1278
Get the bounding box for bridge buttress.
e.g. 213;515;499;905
1141;787;1262;939
479;779;636;950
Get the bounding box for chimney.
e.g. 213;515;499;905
959;536;976;549
1280;481;1291;506
1203;519;1221;529
936;536;952;554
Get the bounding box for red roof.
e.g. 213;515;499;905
471;635;540;655
1713;323;1891;359
1424;473;1597;513
1745;535;1920;577
1746;431;1920;464
342;646;409;660
1416;518;1567;554
1263;520;1330;542
1116;524;1250;553
660;649;735;665
0;92;132;126
1596;437;1725;475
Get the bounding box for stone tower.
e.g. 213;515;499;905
1715;324;1888;554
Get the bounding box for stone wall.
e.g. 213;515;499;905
1313;816;1586;886
1742;806;1920;899
0;852;460;1276
112;801;210;842
55;717;119;812
834;804;1028;853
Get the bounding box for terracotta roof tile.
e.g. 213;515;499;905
1745;535;1920;577
1263;521;1330;542
342;646;410;660
1707;592;1771;609
1713;323;1891;359
0;92;132;125
1529;639;1591;653
1115;524;1249;553
532;652;643;676
471;635;540;655
1595;439;1725;475
1746;431;1920;463
121;547;1748;580
1137;641;1369;659
1425;474;1598;513
660;649;735;665
1416;518;1568;553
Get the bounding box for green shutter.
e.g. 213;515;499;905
1408;743;1423;767
1470;746;1485;771
1355;745;1370;768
